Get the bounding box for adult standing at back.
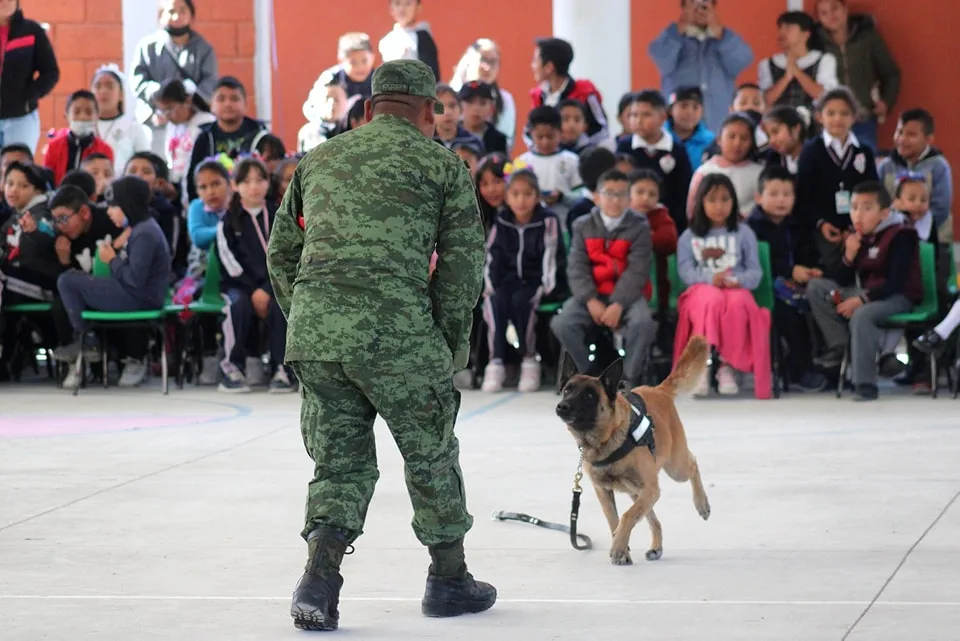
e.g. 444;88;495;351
649;0;753;134
0;0;59;153
814;0;900;152
130;0;218;156
266;59;495;632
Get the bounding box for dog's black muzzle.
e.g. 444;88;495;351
556;401;593;432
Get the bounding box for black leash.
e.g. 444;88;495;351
492;452;592;551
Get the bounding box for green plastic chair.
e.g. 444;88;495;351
648;258;659;311
667;253;683;312
3;302;53;313
188;250;226;315
947;242;958;297
77;256;172;394
753;241;776;311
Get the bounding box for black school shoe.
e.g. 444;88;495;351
422;539;497;617
853;383;879;402
813;346;845;369
913;330;948;357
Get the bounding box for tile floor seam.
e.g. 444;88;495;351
0;425;288;533
839;488;960;641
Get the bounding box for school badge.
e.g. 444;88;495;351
853;153;866;174
659;154;676;174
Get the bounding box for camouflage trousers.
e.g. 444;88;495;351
290;361;474;547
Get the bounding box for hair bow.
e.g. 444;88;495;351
503;158;528;178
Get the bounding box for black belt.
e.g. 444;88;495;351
492;453;592;551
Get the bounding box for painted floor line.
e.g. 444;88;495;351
0;595;957;606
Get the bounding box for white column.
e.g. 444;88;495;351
552;0;631;128
122;0;159;108
787;0;804;9
254;0;274;127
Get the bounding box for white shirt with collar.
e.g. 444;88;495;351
823;129;860;159
631;130;675;153
757;50;839;93
541;78;571;108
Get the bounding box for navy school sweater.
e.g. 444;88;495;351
795;134;877;231
111;217;172;309
216;203;278;295
484;204;567;302
615;132;693;234
746;205;820;279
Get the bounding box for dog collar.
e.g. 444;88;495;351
592;391;656;467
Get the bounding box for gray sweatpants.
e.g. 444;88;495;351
807;278;912;386
550;297;658;383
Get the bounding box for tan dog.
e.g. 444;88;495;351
555;335;711;565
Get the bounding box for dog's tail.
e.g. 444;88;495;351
659;334;709;397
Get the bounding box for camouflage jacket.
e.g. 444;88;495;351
267;114;485;371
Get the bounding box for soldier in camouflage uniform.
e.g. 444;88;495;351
266;59;495;631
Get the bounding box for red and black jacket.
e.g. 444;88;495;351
530;78;609;146
42;129;115;187
0;10;59;120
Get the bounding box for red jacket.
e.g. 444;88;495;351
42;129;114;186
645;205;678;310
530;78;608;144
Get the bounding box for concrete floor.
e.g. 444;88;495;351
1;381;959;640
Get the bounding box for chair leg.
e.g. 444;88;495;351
771;330;781;399
556;348;567;395
931;352;939;399
101;329;109;388
161;323;169;395
72;353;83;396
836;343;848;398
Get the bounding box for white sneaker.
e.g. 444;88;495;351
481;361;506;393
717;364;739;396
246;356;266;386
693;369;710;397
199;355;221;385
268;367;297;393
518;357;541;392
62;364;82;389
218;363;252;393
118;358;147;387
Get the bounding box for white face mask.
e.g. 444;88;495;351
69;120;98;138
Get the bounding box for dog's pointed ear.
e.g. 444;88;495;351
558;353;579;390
599;359;623;401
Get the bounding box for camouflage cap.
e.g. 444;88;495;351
371;59;444;114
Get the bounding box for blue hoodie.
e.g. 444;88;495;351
665;120;716;171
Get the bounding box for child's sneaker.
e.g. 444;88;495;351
481;361;506;393
269;367;297;394
118;358;148;387
716;364;739;396
246;356;266;386
517;357;541;392
218;362;252;393
62;363;82;389
693;369;710;397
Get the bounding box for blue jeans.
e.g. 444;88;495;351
0;110;41;155
852;118;879;154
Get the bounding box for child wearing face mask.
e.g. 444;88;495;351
481;168;564;393
687;114;764;219
43;90;115;186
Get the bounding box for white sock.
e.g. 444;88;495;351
934;300;960;339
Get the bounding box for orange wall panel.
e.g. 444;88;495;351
272;0;552;155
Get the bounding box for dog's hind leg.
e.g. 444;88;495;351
642;504;663;561
665;450;711;521
594;486;620;535
609;484;660;566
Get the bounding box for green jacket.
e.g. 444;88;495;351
815;14;900;116
266;114;485;372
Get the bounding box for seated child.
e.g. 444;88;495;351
762;106;809;175
255;134;288;175
550;169;658;388
272;155;301;205
566;145;616;238
125;152;188;279
747;166;825;390
664;86;715;172
688;114;764;220
731;83;769;150
877;109;953;234
451;138;483;175
481;168;565;393
459;81;509;155
80;152;115;202
43;90;114;186
629;169;678;311
515;106;582;227
806;182;921;401
614;152;637;176
796;87;878;274
475;153;507;234
54;176;171;386
298;72;347;152
0;162;59;305
433;84;485;153
215;157;293;394
616;90;693;232
153;78;217;195
558;99;592;155
675;173;770;399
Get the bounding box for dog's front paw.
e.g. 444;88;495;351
645;547;662;561
697;499;711;521
609;546;633;565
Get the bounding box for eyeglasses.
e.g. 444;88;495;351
600;190;628;200
52;211;79;225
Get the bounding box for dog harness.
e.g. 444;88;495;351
592;391;656;467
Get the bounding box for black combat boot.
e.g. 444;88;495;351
290;527;351;631
421;538;497;618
